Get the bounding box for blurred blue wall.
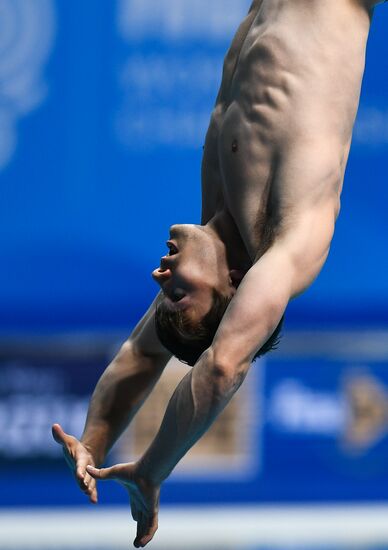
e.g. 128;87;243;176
1;0;387;334
1;0;388;509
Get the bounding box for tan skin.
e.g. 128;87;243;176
53;0;383;546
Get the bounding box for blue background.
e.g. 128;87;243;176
1;1;387;334
1;0;388;508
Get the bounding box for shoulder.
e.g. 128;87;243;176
273;205;337;297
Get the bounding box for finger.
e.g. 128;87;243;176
52;423;69;446
77;471;97;502
130;497;139;521
79;477;90;493
86;464;118;481
129;488;149;516
88;476;97;494
75;458;95;489
135;513;158;548
83;472;92;487
76;462;93;485
139;513;158;548
129;490;150;520
82;475;97;499
89;486;98;504
53;425;77;472
134;512;146;548
79;477;93;495
75;464;88;486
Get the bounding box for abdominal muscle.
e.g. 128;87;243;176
202;0;371;258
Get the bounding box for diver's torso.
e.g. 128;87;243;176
202;0;371;259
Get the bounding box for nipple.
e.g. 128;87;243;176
231;139;238;153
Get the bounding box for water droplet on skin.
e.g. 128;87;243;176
232;140;238;153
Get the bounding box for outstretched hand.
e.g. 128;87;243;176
86;462;160;548
52;423;98;504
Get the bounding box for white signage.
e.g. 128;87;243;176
0;0;55;170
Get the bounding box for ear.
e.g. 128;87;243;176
229;269;245;289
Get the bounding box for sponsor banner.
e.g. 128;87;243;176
264;358;388;491
1;335;388;505
0;348;260;477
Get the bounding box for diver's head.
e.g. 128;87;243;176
152;224;238;323
152;223;283;366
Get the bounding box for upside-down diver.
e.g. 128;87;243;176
53;0;386;546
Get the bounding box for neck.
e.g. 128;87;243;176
205;210;252;273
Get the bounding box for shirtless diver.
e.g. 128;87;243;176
52;0;386;546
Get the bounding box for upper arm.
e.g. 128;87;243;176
211;245;293;367
211;206;336;366
127;293;172;362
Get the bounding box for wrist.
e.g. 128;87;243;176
80;438;106;467
135;455;164;486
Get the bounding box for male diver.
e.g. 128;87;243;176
53;0;385;546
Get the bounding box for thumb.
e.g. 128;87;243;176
52;423;68;445
86;464;117;481
86;464;128;480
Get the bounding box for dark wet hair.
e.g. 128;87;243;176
155;290;284;367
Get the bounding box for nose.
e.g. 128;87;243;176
152;267;172;286
169;224;184;239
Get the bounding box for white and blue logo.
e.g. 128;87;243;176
0;0;55;170
115;0;250;150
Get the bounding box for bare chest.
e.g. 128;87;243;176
202;3;368;258
202;101;281;258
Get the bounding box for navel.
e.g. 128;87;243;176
231;139;238;153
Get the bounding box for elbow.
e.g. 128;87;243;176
206;347;249;393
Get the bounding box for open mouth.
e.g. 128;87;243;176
164;291;188;306
166;240;179;256
169;288;186;302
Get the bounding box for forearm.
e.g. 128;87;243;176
81;340;167;465
137;347;249;484
136;251;294;483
